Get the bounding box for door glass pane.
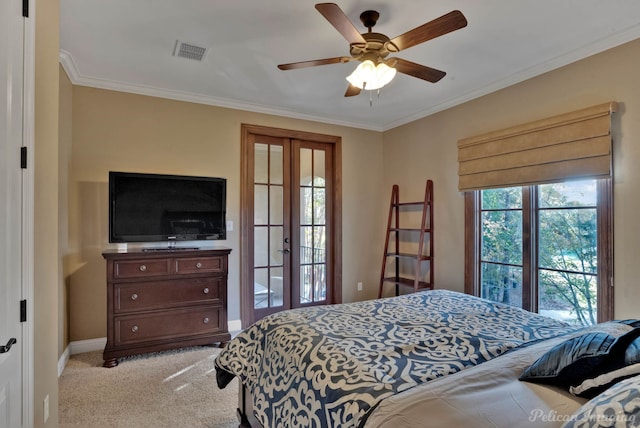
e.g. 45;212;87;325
254;268;269;309
313;150;325;185
300;148;312;185
270;186;283;224
300;187;312;225
300;265;312;304
300;226;313;264
481;263;522;308
314;226;326;263
254;184;268;225
314;264;326;301
313;188;326;224
254;227;268;267
300;226;314;263
270;145;283;185
270;226;283;265
254;143;268;183
270;267;284;307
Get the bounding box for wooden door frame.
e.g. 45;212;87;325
240;124;342;327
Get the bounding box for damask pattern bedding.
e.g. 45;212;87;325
215;290;578;428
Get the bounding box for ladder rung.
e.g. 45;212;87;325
385;252;431;260
389;228;431;233
394;202;431;207
382;277;433;289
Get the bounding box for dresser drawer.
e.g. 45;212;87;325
114;277;223;313
175;256;225;274
114;259;171;279
114;306;224;346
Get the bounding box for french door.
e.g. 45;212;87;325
241;125;342;326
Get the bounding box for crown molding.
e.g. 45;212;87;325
58;49;384;132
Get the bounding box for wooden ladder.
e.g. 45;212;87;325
378;180;434;298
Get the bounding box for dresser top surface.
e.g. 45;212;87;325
102;247;232;260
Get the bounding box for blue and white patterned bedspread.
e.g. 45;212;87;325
215;290;577;428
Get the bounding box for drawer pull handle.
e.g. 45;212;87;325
139;265;147;272
203;287;209;294
203;317;209;324
131;325;139;333
195;262;202;269
131;293;138;301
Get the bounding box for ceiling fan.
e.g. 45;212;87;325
277;3;468;97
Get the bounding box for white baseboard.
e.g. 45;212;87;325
71;337;107;354
228;319;242;333
58;337;106;377
58;346;70;378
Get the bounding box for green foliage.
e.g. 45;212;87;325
480;182;597;326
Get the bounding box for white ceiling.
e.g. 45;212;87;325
60;1;640;132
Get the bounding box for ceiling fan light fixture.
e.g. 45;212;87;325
346;60;396;90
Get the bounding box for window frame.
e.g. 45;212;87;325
464;178;614;323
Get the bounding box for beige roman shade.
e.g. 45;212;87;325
457;102;617;191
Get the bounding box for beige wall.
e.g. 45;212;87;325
67;87;385;341
35;0;60;426
59;65;73;357
383;38;640;320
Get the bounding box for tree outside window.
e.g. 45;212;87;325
469;179;612;326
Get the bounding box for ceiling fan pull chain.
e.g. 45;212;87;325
370;91;373;107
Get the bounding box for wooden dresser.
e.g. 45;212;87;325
101;248;231;367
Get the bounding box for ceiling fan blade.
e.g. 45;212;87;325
393;58;446;83
344;84;361;97
315;3;366;45
390;10;467;51
278;57;346;70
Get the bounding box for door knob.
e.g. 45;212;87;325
0;338;17;354
277;248;290;254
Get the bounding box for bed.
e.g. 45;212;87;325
215;290;640;428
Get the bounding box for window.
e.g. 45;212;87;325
465;178;613;326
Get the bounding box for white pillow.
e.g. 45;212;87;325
562;374;640;427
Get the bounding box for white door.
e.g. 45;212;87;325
0;0;25;426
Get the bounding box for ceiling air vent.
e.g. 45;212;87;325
173;40;207;61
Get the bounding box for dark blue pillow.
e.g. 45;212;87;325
626;337;640;364
520;323;640;398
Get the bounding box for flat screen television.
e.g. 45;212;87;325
109;171;226;243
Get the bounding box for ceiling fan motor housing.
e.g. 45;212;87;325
350;32;399;63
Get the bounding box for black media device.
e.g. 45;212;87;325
108;171;227;243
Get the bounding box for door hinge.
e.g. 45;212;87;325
20;300;27;322
20;147;27;169
22;0;29;17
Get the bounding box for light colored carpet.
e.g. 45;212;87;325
59;346;239;428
